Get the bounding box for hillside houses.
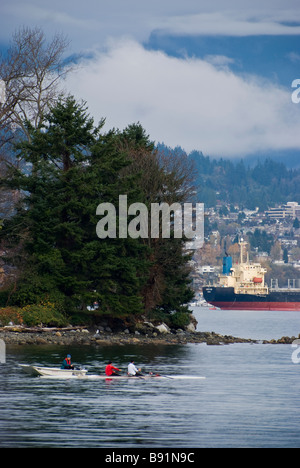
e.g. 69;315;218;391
201;201;300;268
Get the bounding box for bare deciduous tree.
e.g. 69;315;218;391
0;26;71;146
0;26;72;218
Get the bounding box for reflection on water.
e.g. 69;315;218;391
1;339;300;448
193;307;300;340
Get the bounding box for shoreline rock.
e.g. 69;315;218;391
0;325;299;347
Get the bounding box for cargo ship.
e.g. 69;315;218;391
203;240;300;311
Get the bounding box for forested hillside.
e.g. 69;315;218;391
158;144;300;210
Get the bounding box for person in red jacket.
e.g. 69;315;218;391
61;354;74;369
105;361;121;376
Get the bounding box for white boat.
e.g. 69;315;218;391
19;365;205;381
19;364;88;378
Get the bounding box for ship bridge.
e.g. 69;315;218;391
219;241;268;296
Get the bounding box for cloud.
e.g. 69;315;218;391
1;3;103;40
288;52;300;63
203;55;236;68
154;10;300;37
1;1;300;52
65;39;300;158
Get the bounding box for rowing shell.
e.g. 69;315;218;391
39;374;206;381
19;365;205;380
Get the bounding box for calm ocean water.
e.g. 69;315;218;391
0;308;300;448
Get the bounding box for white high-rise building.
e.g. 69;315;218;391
0;80;6;104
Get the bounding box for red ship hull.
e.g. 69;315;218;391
203;287;300;311
211;302;300;311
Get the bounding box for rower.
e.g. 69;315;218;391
61;354;74;370
105;361;121;376
127;360;143;376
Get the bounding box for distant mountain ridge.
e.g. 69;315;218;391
157;143;300;210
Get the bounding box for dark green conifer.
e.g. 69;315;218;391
1;98;148;316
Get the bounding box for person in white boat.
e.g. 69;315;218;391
61;354;74;370
127;360;143;376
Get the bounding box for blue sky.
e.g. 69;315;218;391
1;0;300;163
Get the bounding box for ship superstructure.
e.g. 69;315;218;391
219;241;268;296
203;240;300;311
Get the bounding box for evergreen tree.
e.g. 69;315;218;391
1;98;149;316
120;124;195;322
293;217;300;229
1;102;195;325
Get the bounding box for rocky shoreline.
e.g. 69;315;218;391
0;323;299;347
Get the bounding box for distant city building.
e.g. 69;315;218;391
198;265;216;274
0;80;5;104
266;202;300;220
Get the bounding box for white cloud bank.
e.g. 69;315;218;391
66;39;300;158
2;1;300;57
154;10;300;37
